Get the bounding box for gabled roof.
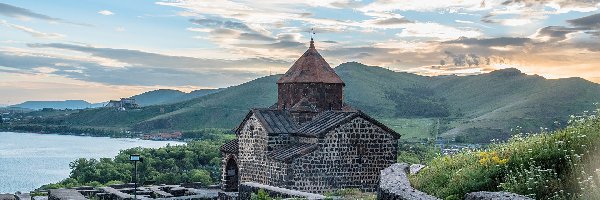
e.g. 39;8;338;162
296;110;401;139
234;109;298;135
268;143;319;163
220;138;238;153
277;40;344;85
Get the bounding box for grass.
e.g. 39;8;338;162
378;118;437;142
410;109;600;199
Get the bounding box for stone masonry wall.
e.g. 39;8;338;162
221;153;238;191
238;114;291;188
291;117;398;193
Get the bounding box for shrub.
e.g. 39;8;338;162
410;109;600;199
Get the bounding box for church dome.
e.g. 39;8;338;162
277;39;344;85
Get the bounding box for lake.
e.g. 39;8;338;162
0;132;185;193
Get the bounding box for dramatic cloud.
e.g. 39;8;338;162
568;13;600;29
9;43;291;87
533;26;581;42
444;37;532;46
2;0;600;104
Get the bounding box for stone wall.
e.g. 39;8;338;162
291;117;398;193
221;154;239;191
237;114;291;188
238;182;325;200
277;83;343;112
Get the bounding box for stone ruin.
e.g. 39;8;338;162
37;183;220;200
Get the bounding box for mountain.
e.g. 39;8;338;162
129;89;222;106
30;62;600;143
9;100;100;110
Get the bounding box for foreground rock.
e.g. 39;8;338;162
0;194;16;200
464;191;533;200
377;163;440;200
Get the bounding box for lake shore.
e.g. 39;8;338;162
0;131;185;193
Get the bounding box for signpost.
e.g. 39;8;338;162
130;154;143;200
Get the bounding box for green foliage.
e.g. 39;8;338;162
410;109;600;199
324;188;376;200
251;189;272;200
386;87;451;118
40;137;229;190
378;118;439;142
397;141;439;164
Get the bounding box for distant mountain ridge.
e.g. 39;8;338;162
9;100;102;110
30;62;600;143
8;88;223;110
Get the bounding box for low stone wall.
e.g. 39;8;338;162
48;189;88;200
464;191;533;200
377;163;440;200
238;182;325;200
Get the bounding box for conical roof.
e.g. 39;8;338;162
277;40;344;84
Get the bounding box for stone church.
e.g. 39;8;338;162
220;39;400;194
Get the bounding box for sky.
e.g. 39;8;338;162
0;0;599;105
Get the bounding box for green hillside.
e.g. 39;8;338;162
23;62;600;143
129;88;222;106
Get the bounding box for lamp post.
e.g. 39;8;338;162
130;154;142;200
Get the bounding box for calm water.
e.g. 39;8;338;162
0;132;184;193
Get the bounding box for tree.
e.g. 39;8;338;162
189;169;212;186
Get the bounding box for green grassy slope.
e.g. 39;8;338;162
42;62;600;142
129;88;223;106
130;89;187;106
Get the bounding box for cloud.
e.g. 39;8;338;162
98;10;114;16
444;36;532;46
359;0;486;12
501;0;600;13
372;17;413;25
568;13;600;29
0;20;65;39
0;3;89;26
0;3;62;21
189;18;276;43
396;23;482;40
532;13;600;43
533;26;581;42
15;43;291;87
444;51;484;66
190;18;253;32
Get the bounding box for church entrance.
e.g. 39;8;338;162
223;156;239;192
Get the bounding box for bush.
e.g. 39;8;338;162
40;137;229;190
410;109;600;199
